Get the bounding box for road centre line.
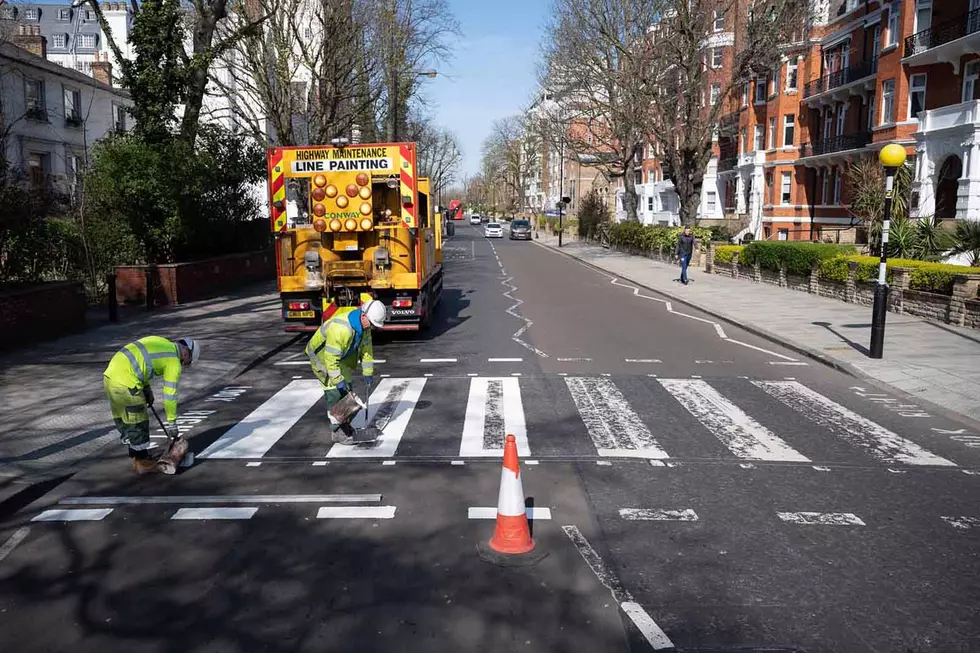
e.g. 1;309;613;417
488;357;523;362
60;494;382;505
619;508;699;521
32;509;113;522
0;527;30;564
316;506;397;519
777;512;866;526
420;358;457;363
468;507;552;520
172;507;257;520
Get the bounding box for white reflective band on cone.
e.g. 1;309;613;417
496;466;527;517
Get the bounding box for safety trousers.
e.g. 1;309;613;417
103;375;151;450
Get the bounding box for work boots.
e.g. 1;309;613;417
331;424;356;445
132;457;159;474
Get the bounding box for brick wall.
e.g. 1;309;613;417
114;249;275;306
0;282;87;350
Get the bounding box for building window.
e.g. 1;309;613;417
742;81;749;106
78;34;97;48
754;76;767;104
964;61;980;103
83;9;96;20
872;24;881;58
712;47;723;68
908;73;926;119
58;8;70;20
27;152;48;188
706;191;717;212
886;3;901;46
778;228;789;241
713;10;725;31
767;117;776;149
25;79;45;115
868;93;876;129
647;196;654;212
786;56;799;91
914;0;932;34
64;87;81;123
739;127;747;154
783;114;795;146
833;168;842;203
710;83;721;105
836;103;847;136
52;34;67;48
824;108;834;139
780;172;792;204
754;124;764;151
113;104;128;131
24;7;40;20
766;171;775;204
822;169;830;204
881;79;895;123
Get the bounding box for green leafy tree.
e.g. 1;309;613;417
576;188;608;238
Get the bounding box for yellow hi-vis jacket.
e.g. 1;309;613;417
104;335;183;421
306;307;374;389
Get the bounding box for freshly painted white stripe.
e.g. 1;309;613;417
451;460;465;465
312;461;329;466
488;357;523;362
621;602;674;650
61;494;381;505
467;507;552;520
171;507;257;520
511;372;522;376
754;381;955;466
0;527;30;564
940;516;980;530
373;359;387;364
777;512;865;526
459;377;530;457
525;460;539;465
566;377;669;459
659;379;809;462
423;373;434;377
316;506;397;519
625;359;662;363
32;508;113;522
420;358;457;363
200;380;322;459
246;462;262;467
382;460;397;466
619;508;699;521
274;360;312;366
467;373;479;377
327;378;427;458
768;361;809;366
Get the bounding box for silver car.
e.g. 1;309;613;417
484;222;504;238
509;219;532;240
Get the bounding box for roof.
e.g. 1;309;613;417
0;42;129;98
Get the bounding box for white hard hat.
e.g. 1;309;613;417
362;300;387;328
177;337;201;364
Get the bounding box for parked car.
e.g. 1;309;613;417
470;214;482;225
509;219;532;240
484;222;504;238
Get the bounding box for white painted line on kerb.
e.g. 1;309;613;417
327;378;427;458
619;508;699;522
488;357;523;362
420;358;457;363
467;507;552;520
659;379;809;462
0;527;30;564
60;494;381;505
562;525;674;650
941;516;980;530
777;512;866;526
754;381;955;466
316;506;397;519
566;377;669;459
32;508;113;522
200;380;322;459
171;507;257;520
460;377;529;457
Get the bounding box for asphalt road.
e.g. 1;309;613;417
1;221;979;652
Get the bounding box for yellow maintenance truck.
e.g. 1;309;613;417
267;141;444;331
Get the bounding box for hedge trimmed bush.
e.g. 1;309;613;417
816;255;980;294
739;241;856;276
714;245;742;264
606;223;712;252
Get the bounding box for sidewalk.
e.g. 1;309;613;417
535;232;980;426
0;281;296;508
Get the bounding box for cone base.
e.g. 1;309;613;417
488;513;534;554
477;540;549;568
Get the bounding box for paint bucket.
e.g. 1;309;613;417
329;391;365;426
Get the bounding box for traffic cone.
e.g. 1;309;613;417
488;434;535;555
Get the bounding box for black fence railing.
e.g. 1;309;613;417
803;59;878;98
800;131;871;157
904;7;980;57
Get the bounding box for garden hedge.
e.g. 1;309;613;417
714;245;742;264
739;241;856;276
606;223;713;252
817;255;980;295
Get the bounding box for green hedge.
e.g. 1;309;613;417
739;241;856;276
817;255;980;294
714;245;742;264
606;223;713;252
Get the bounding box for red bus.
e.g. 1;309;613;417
448;200;463;220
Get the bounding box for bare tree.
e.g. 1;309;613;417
415;118;462;202
481;115;539;214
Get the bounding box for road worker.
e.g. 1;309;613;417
306;299;386;444
103;336;200;473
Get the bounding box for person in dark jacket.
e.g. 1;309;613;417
676;226;695;285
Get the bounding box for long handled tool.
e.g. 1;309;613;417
149;403;193;471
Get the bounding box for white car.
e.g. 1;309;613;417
469;214;482;225
484;222;503;238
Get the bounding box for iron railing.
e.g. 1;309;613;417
800;131;871;158
904;7;980;57
803;59;878;98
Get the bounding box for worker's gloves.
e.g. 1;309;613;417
337;380;350;394
143;386;155;406
162;421;180;439
364;375;374;388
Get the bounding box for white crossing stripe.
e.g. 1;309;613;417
32;509;113;522
753;381;955;466
200;380;321;459
467;507;552;520
316;506;397;519
488;357;523;362
659;379;809;462
171;507;257;520
940;516;980;530
460;377;529;457
777;512;865;526
619;508;699;521
326;378;427;458
420;358;456;363
566;377;669;459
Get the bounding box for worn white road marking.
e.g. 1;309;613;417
200;380;322;459
467;507;552;520
649;460;666;467
562;525;674;650
597;460;612;466
327;378;427;458
488;357;523;362
525;460;539;465
557;357;592;362
566;377;669;459
451;460;465;466
619;508;699;521
312;461;329;467
754;381;955;466
32;509;113;522
940;516;980;530
625;359;662;363
812;466;832;471
246;462;262;467
768;361;810;366
777;512;866;526
460;377;529;457
659;379;809;462
171;507;257;520
382;460;397;466
420;358;456;363
60;494;381;505
316;506;397;519
0;527;30;564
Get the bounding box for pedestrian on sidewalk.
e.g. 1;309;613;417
102;336;201;474
676;225;695;285
306;299;386;445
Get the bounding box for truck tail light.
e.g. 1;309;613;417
392;299;413;308
288;301;311;310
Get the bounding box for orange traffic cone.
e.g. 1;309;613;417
488;434;535;554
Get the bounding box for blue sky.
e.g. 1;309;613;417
423;0;549;179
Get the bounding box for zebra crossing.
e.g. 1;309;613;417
196;374;961;468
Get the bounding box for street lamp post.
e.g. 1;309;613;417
390;69;437;142
869;143;908;359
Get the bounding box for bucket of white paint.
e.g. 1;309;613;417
329;391;366;426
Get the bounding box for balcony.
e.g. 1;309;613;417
803;59;878;105
903;7;980;71
916;100;980;135
799;131;871;165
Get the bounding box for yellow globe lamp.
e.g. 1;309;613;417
878;143;907;169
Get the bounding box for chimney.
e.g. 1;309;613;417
91;52;113;87
13;24;47;60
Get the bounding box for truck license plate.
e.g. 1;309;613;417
287;310;315;319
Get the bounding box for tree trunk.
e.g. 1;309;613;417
622;171;640;222
675;149;708;227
